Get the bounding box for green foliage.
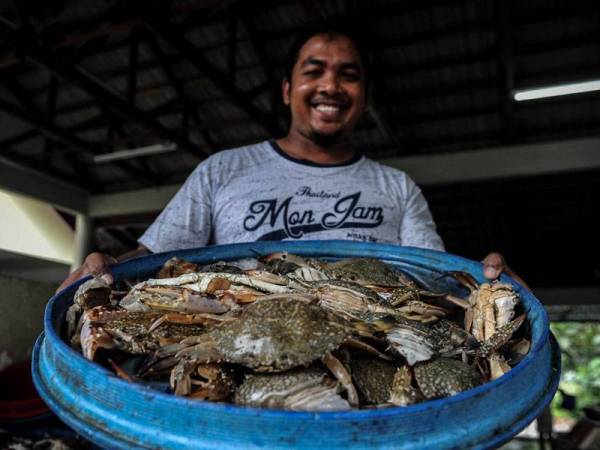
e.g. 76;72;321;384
550;322;600;419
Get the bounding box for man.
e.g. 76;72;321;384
58;25;524;292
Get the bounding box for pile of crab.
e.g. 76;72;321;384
65;253;531;411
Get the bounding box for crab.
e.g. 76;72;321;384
160;298;391;405
77;305;212;361
157;257;199;279
449;271;524;379
120;284;231;314
310;280;400;323
263;253;468;322
381;317;465;366
233;367;351;411
169;360;235;400
66;276;113;339
448;271;520;341
124;271;304;304
347;356;399;405
263;253;418;288
413;357;483;399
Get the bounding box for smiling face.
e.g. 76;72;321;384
282;33;367;147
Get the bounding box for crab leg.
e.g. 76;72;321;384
343;337;393;361
142;272;296;294
108;359;136;382
445;271;479;292
141;288;230;314
148;312;233;333
138;355;179;377
322;353;359;407
174;335;223;364
170;358;198;395
477;314;526;358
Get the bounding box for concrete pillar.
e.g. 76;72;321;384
72;213;93;270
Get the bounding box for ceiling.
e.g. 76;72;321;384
0;0;599;289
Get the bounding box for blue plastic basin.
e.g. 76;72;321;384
32;241;560;449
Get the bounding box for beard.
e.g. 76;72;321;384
306;128;346;147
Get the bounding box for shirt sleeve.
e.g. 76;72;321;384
399;177;445;251
138;162;213;253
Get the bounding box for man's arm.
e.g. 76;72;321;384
56;244;150;293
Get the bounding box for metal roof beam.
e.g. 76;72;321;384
12;29;598;129
381;136;600;185
0;18;206;160
0;90;150;186
143;12;284;138
0;96;100;155
90;184;180;217
496;0;515;143
0;155;88;214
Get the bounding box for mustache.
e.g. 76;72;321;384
310;94;350;107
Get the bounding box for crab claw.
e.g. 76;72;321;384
322;353;359;407
170;358;198;396
442;271;480;292
80;321;117;360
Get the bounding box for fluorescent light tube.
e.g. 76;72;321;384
513;79;600;101
94;142;177;164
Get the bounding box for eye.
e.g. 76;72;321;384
303;69;322;77
341;72;360;81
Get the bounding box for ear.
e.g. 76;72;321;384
282;78;291;105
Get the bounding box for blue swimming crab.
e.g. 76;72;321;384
234;367;351;411
76;305;214;361
262;253;417;287
155;298;389;404
449;271;525;379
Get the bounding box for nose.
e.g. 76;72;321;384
318;71;341;95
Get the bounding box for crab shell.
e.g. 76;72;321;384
325;258;418;288
234;367;351;411
210;298;351;372
348;356;399;405
414;357;482;399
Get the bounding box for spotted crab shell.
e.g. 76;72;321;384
210;298;350;372
414;357;482;399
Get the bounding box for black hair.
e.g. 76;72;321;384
283;21;374;92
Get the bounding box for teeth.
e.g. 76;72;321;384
315;104;340;113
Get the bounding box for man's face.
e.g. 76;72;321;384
282;33;367;146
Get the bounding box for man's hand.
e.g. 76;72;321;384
56;252;117;293
56;245;150;293
482;252;531;291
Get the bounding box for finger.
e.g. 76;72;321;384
482;252;505;280
83;253;112;275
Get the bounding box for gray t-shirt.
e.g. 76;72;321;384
139;140;444;252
